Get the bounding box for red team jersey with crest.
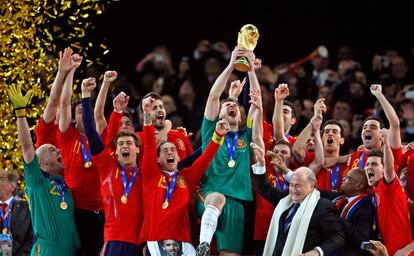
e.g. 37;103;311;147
137;130;193;162
139;125;220;244
346;147;403;173
373;178;413;255
92;150;143;244
59;127;103;210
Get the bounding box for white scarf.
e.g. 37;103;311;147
263;189;321;256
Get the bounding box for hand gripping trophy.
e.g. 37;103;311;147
233;24;260;72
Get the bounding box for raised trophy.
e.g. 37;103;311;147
233;24;260;72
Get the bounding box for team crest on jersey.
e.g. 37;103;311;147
237;138;246;148
175;139;186;151
177;176;187;188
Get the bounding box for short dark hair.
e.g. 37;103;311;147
122;110;134;124
322;119;345;138
367;151;384;165
273;140;292;152
71;98;82;120
113;130;141;148
157;141;177;156
364;116;384;129
283;100;296;118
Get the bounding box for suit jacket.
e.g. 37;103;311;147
320;191;375;256
1;200;33;256
254;174;345;256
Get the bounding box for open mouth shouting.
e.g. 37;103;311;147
156;113;165;122
363;133;373;142
366;169;376;184
326;136;334;146
121;150;130;159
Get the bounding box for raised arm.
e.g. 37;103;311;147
382;128;395;183
94;71;117;134
251;142;287;206
43;48;81;123
246;53;261;119
58;54;83;133
308;117;324;174
272;83;289;142
81;78;105;155
8;85;35;163
141;96;160;177
104;92;129;148
204;47;248;120
370;84;401;148
250;88;264;150
292;98;326;163
186;119;229;185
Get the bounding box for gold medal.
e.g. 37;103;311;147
60;201;68;210
162;201;169;209
2;228;7;234
228;159;235;168
121;195;127;204
84;161;92;168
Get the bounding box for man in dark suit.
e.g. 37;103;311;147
0;169;33;255
325;168;376;256
250;143;345;256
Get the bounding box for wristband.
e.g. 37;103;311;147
246;116;253;128
212;131;224;145
15;108;27;117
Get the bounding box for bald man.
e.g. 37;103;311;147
11;84;80;255
251;143;345;256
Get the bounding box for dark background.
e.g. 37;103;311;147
95;0;414;72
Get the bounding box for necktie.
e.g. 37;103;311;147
284;203;300;232
1;203;7;215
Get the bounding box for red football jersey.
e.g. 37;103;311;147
374;178;413;255
139;125;219;244
93;150;142;244
59;127;103;210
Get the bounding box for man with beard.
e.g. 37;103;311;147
346;84;402;172
9;84;80;255
194;47;263;256
137;92;193;161
161;240;181;256
293;118;349;191
364;129;413;255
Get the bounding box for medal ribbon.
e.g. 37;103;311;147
340;194;369;220
358;150;365;169
275;173;288;191
80;135;92;167
0;198;16;232
163;172;178;205
225;132;239;162
330;164;341;191
120;165;138;199
49;175;68;205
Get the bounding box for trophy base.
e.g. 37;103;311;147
234;57;250;72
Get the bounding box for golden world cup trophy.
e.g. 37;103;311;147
234;24;260;72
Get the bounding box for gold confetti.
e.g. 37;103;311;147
0;0;113;196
